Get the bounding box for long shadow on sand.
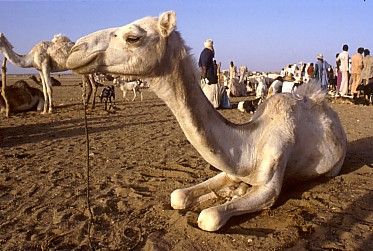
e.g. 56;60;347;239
0;113;174;148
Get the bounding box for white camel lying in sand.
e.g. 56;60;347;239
67;11;347;232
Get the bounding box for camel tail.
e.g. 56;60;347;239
294;80;326;104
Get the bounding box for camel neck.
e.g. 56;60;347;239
150;52;251;175
1;44;33;68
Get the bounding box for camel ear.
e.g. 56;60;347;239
158;11;176;37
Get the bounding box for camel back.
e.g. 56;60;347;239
295;80;326;104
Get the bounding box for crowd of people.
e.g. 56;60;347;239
305;44;373;99
198;39;373;109
334;44;373;99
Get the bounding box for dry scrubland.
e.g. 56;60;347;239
0;74;372;250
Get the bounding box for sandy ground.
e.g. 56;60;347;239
0;75;372;251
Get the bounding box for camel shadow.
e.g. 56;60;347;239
218;136;373;237
0;112;174;148
276;190;373;250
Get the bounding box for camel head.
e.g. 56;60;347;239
67;11;177;78
0;33;14;52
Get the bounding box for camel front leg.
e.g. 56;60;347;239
41;65;53;113
91;77;97;109
81;75;92;108
170;172;237;210
91;83;97;109
39;71;48;114
197;163;285;232
1;58;10;117
88;75;97;109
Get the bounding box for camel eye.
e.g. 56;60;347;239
126;36;140;44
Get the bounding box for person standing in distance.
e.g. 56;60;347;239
362;48;373;86
336;44;350;96
198;39;220;108
351;47;364;98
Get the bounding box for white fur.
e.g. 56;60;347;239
114;78;143;101
67;11;347;232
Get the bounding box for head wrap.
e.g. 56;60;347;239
204;39;214;51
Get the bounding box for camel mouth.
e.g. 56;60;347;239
67;51;102;73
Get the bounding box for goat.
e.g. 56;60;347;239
356;80;373;105
237;97;262;114
114;78;144;101
99;85;116;110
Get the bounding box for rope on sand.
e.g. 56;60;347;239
83;78;95;250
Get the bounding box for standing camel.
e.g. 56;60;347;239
0;33;99;112
67;11;347;232
0;33;73;113
29;73;100;109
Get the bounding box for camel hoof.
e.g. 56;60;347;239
197;208;226;232
170;189;188;209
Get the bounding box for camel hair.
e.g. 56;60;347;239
0;79;45;115
1;58;44;116
66;11;347;232
0;33;100;112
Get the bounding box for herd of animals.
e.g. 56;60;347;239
0;32;148;115
2;63;372;116
0;10;357;232
0;71;148;114
0;28;372;115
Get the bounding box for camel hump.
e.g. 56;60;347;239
52;34;72;44
32;41;51;53
47;36;75;68
294;80;326;104
12;80;30;89
50;34;75;53
12;80;42;95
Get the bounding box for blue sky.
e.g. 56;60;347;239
0;0;371;74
